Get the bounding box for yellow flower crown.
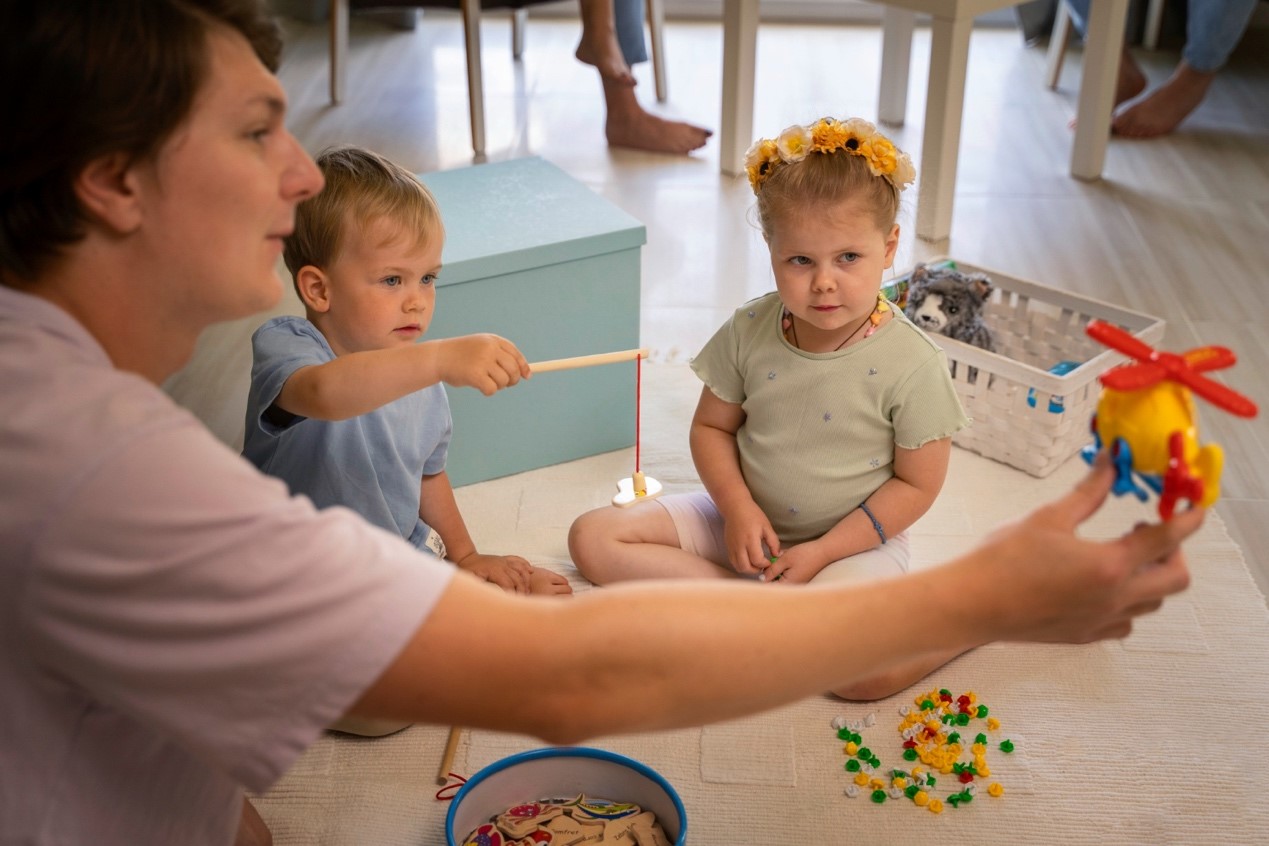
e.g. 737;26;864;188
745;117;917;195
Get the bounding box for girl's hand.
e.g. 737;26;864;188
760;543;828;585
455;552;533;594
721;503;782;575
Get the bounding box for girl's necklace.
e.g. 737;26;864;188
785;299;882;352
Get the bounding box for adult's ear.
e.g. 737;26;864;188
73;153;143;235
295;265;332;313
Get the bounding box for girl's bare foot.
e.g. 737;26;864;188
604;82;712;155
529;567;574;596
235;799;272;846
1112;61;1215;138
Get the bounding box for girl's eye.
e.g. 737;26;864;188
790;256;811;266
382;275;402;287
247;126;271;143
422;274;437;286
840;252;860;263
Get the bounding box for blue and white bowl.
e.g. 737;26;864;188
445;747;686;845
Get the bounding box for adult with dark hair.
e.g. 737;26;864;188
0;2;1201;845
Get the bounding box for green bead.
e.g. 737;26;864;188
927;777;936;788
977;705;989;718
902;748;917;761
857;747;872;760
939;688;951;696
946;732;960;744
850;732;862;744
905;785;920;799
846;759;861;772
957;713;970;725
920;699;935;710
870;757;881;769
871;790;887;804
975;733;988;744
1000;739;1015;753
836;727;851;740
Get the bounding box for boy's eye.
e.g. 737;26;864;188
790;256;811;266
382;275;402;287
422;274;437;286
839;252;860;262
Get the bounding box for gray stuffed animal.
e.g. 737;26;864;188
904;262;996;382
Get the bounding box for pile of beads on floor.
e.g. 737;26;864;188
461;794;670;845
832;688;1014;814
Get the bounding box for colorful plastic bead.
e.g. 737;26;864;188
1000;740;1015;753
845;759;861;772
871;790;887;804
988;783;1004;798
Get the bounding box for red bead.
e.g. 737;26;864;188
903;740;917;749
959;771;974;783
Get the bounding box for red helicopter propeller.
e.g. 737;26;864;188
1085;320;1258;419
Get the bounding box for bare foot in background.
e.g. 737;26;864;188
1113;60;1215;137
604;80;712;154
529;567;574;596
576;0;636;86
1114;48;1148;107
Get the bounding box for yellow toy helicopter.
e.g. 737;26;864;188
1081;319;1259;520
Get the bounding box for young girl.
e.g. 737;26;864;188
569;117;971;699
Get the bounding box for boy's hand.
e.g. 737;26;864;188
437;335;530;396
720;502;782;576
455;552;534;593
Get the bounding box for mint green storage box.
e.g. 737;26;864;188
419;158;646;487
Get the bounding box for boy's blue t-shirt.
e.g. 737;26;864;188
242;316;452;550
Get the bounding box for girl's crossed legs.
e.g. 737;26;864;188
569;492;972;699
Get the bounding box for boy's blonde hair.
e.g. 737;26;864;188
283;145;443;283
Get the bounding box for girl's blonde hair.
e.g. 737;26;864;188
746;117;914;239
755;151;901;240
284;145;443;281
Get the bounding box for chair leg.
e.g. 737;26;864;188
512;8;527;60
460;0;486;157
645;0;668;103
1143;0;1165;50
330;0;350;104
1045;0;1073;91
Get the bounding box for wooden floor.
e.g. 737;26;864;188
167;13;1269;601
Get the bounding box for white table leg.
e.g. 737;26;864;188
1071;0;1128;180
914;14;972;243
719;0;759;177
878;6;915;126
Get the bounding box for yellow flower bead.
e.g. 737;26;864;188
972;743;987;756
913;791;929;807
892;777;908;789
988;783;1004;797
854;772;870;787
845;741;859;755
979;765;992;777
987;717;1001;731
870;778;886;790
928;799;944;814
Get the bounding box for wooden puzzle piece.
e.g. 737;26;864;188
543;814;604;844
626;812;670;846
496;803;564;838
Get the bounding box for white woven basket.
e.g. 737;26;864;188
905;258;1166;478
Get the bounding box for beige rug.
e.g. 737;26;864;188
255;363;1269;845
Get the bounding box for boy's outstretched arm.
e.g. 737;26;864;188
275;334;529;421
418;470;532;593
349;460;1200;743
